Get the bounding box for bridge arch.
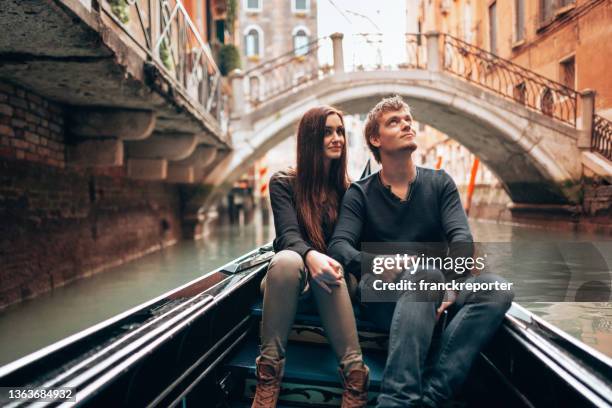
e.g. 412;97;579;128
205;70;582;207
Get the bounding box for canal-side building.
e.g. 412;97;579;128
410;0;611;220
416;0;612;119
404;0;511;214
238;0;318;71
0;1;238;308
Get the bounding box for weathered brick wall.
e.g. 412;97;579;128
0;82;65;167
583;184;612;217
0;82;183;309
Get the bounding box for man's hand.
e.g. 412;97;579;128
374;255;405;283
436;290;457;320
305;250;343;294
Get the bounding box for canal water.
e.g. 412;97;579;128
0;215;610;366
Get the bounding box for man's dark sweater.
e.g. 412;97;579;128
328;167;473;280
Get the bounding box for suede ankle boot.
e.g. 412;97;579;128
251;356;284;408
339;364;370;408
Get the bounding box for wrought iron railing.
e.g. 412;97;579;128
442;34;577;125
239;32;582;129
100;0;226;128
592;115;612;160
243;37;329;106
401;33;427;70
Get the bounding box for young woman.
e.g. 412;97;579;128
252;106;369;408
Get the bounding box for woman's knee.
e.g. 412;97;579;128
266;250;306;288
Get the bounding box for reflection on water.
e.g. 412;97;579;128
523;302;612;354
0;213;274;366
0;213;609;365
472;220;612;357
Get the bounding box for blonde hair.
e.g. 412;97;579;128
364;96;412;163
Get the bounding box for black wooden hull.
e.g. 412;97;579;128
0;245;609;407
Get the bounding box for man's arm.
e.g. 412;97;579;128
439;170;474;275
328;185;367;279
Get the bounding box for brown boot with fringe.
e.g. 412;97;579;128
339;364;370;407
251;356;284;408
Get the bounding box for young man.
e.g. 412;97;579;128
328;96;513;407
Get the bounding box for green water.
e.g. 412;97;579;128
0;217;609;365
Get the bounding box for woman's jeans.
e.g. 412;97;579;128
360;268;514;407
259;250;364;374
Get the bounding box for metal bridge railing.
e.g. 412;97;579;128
101;0;226;130
442;34;577;126
592;115;612;161
234;33;610;143
402;33;427;70
242;37;329;106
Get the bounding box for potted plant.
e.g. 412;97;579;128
219;44;242;76
108;0;130;24
159;39;173;71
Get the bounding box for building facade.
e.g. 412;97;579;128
238;0;318;66
416;0;612;115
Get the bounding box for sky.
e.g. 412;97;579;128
317;0;409;69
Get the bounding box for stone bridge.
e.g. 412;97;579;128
201;33;610;212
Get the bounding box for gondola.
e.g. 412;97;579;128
0;245;610;407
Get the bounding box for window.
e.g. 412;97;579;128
488;2;497;54
292;0;309;13
293;27;309;56
244;26;263;57
560;56;575;89
540;0;554;23
541;0;576;24
515;0;525;42
245;0;261;12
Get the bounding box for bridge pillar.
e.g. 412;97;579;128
167;164;195;183
230;69;245;117
577;89;596;149
331;33;344;74
125;133;199;161
127;158;168;180
69;139;124;167
425;31;441;72
69;108;156;141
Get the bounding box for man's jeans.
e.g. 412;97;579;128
360;269;514;407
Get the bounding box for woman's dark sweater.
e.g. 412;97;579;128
269;170;334;258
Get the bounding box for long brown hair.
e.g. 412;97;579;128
289;106;350;252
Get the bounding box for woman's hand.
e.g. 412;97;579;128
305;250;343;294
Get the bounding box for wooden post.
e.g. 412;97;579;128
465;158;480;216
